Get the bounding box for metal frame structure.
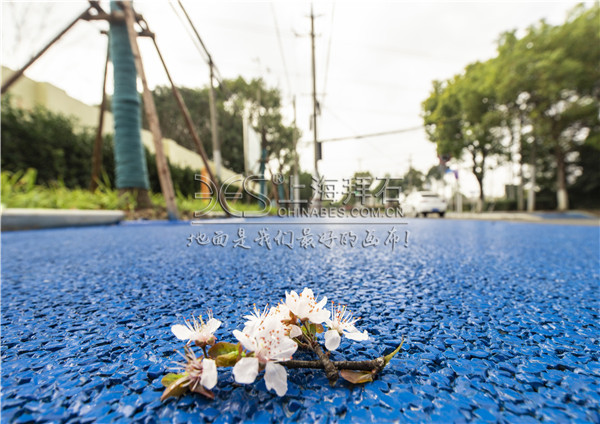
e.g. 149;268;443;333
1;0;232;218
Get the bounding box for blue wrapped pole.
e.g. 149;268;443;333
109;1;150;190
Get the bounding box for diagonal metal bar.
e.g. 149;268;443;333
149;34;232;217
1;7;92;95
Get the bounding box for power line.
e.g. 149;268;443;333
270;3;292;98
176;1;212;62
171;0;227;89
318;126;423;143
321;1;335;106
167;2;210;64
323;104;390;157
322;104;357;136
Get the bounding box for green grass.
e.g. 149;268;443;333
1;169;276;217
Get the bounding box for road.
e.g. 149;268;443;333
2;218;599;423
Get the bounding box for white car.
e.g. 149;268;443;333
404;191;447;217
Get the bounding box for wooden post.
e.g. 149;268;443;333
200;168;210;199
150;36;232;216
121;1;178;220
90;40;110;191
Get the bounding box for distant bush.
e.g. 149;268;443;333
1;98;199;197
1;168;134;211
487;200;518;212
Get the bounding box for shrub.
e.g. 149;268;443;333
1;99;199;197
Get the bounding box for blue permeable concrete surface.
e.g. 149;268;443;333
1;218;599;423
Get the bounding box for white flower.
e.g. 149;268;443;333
232;315;297;396
324;304;368;351
268;302;303;339
244;302;302;339
242;304;270;336
268;302;293;323
289;324;303;338
171;312;221;347
177;346;218;391
285;288;330;324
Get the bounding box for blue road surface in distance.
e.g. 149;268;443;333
1;218;599;423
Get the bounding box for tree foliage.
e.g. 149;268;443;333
423;60;511;207
149;77;299;177
1;98;106;189
1;98;199;197
422;4;599;210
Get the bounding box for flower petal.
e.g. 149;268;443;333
232;357;259;384
289;325;302;338
233;330;257;352
201;359;218;389
285;291;300;315
205;318;221;334
324;329;341;351
316;296;328;310
171;324;193;340
345;329;369;341
269;336;298;361
265;362;288;396
301;288;315;299
308;309;330;324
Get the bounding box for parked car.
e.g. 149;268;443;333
404;191;447;217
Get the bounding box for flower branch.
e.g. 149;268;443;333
161;288;403;400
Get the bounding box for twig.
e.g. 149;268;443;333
310;342;339;386
280;357;386;372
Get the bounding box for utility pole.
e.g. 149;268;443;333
208;61;221;182
408;155;413;189
455;169;462;212
256;86;268;199
527;138;537;212
516;113;525;211
292;96;300;214
176;0;223;185
310;5;322;211
310;5;320;181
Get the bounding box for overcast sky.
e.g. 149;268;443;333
1;0;586;197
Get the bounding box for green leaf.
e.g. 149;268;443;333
215;351;240;367
208;342;239;359
339;370;374;384
161;373;186;387
384;337;405;365
160;375;189;401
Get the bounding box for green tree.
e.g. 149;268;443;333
223;77;298;178
148;85;244;173
426;165;445;182
423;60;505;211
1;98;199;198
569;143;600;208
424;4;599;212
495;5;600;210
1;98;100;188
403;167;426;192
148;77;298;178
